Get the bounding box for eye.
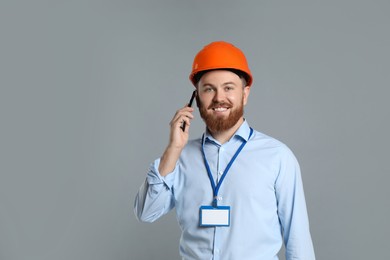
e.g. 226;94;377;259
225;86;234;91
204;87;214;93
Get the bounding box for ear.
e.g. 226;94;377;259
243;86;250;106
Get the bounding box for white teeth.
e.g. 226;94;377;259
213;107;227;111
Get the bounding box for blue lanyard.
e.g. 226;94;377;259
201;128;253;207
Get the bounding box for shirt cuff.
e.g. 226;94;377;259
146;158;177;189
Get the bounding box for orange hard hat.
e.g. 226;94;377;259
189;41;253;87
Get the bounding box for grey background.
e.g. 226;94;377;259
1;0;389;259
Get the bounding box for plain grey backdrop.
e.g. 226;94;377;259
1;0;389;259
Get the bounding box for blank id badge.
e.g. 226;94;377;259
199;206;230;227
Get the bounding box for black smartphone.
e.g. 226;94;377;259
180;90;196;131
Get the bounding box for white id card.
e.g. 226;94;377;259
199;206;230;227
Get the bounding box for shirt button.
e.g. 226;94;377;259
218;171;223;175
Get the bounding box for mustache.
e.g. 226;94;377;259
207;101;233;109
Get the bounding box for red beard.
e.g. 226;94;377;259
198;97;244;133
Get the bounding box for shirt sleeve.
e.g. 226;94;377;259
275;145;316;260
133;158;177;223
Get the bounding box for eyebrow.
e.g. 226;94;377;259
222;81;237;86
200;81;237;88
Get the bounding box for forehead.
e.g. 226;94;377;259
198;70;242;86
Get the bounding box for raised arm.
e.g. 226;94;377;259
134;105;194;222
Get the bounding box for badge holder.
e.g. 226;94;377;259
199;205;230;227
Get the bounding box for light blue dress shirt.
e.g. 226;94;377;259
134;121;315;260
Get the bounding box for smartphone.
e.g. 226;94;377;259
180;90;196;132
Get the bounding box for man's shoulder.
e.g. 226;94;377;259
251;129;285;147
250;128;297;155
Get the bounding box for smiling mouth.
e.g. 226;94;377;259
212;107;229;112
209;102;232;111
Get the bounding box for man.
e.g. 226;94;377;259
134;41;315;259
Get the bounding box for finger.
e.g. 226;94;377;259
181;105;195;111
170;112;191;127
173;115;192;128
176;110;194;118
172;109;194;124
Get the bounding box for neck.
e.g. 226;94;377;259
208;118;244;144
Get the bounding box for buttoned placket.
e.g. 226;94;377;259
213;144;225;260
216;145;224;202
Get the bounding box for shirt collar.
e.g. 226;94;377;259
203;119;251;145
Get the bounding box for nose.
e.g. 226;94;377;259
212;89;225;103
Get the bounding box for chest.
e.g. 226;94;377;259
175;146;280;206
